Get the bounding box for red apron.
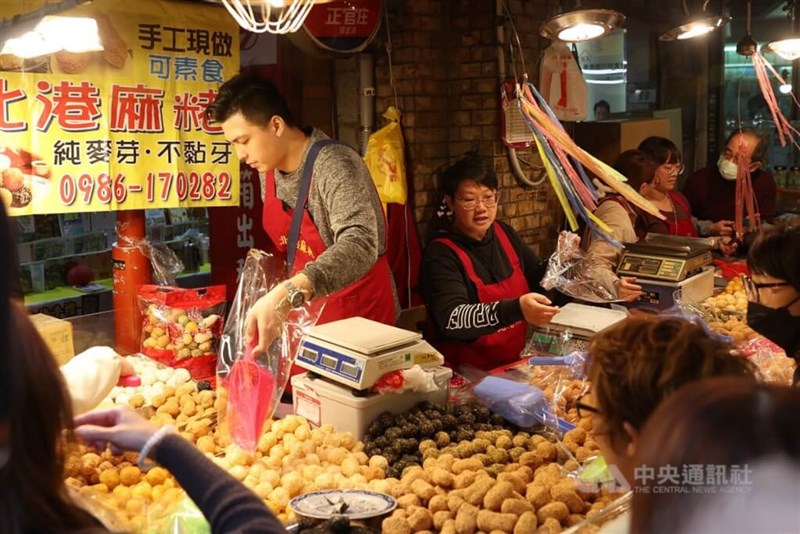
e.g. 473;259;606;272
430;223;530;372
262;142;396;383
666;192;698;237
261;147;396;326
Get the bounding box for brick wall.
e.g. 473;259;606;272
373;0;562;256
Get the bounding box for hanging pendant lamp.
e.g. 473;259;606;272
763;0;800;60
659;0;729;41
540;1;625;43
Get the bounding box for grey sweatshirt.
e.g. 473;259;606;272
261;128;387;297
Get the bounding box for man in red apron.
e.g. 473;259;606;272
207;74;396;357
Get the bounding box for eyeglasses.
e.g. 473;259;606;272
455;193;498;210
576;393;601;419
661;163;685;176
742;274;791;302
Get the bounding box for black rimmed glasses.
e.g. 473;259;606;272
576;393;600;419
742;274;791;303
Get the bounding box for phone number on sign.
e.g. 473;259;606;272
58;171;234;206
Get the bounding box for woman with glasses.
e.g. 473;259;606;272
578;316;754;534
637;136;699;237
745;222;800;385
421;153;560;372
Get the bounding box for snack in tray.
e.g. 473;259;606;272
138;285;225;382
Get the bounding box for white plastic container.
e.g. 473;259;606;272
291;367;452;439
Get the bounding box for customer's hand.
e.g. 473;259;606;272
708;220;734;236
75;405;162;454
618;277;643;302
520;293;559;325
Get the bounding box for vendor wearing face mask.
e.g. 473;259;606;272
683;129;777;231
745;222;800;385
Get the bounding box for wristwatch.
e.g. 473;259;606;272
284;281;308;309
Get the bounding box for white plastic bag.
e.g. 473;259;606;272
539;42;588;121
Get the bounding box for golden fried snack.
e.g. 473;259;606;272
0;54;23;70
93;13;127;69
55;51;90;74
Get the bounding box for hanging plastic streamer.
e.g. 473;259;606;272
513;81;663;246
732;138;761;237
751;52;800;152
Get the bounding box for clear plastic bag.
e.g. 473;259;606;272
216;249;325;451
542;232;621;303
117;229;184;286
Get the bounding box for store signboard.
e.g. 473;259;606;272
0;0;240;216
301;0;382;54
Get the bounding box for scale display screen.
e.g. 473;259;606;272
618;253;688;282
297;340;364;384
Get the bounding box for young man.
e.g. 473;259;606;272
206;74;396;354
683;129;777;236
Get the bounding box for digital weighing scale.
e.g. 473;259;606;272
527;303;628;356
617;234;713;283
616;234;715;311
295;316;444;391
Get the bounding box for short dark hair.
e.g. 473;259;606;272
631;378;800;534
594;100;610;112
747;222;800;294
638;136;681;166
586;316;754;444
206;72;297;127
439;152;498;197
612;149;657;191
724;128;767;166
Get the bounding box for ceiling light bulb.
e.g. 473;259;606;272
677;23;715;40
558;22;606;42
765;38;800;60
780;83;793;94
268;0;285;7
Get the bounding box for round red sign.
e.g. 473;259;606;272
300;0;383;55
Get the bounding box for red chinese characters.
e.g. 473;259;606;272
36;80;102;132
110;84;165;133
173;89;221;133
0;79;26;132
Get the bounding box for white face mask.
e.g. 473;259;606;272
717;155;739;181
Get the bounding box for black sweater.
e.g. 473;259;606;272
154;434;286;533
422;222;548;343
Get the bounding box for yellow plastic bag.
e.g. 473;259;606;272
364;106;408;205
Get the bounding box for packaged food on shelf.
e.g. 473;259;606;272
137;285;226;382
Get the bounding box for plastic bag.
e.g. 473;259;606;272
147;494;210;534
542;232;622;303
364;106;408;205
539;42;588;121
118;231;184;286
739;336;795;385
371;365;443;395
217;249;325;451
472;376;574;432
137;285;226;382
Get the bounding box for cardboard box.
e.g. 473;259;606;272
30;313;75;365
572;117;671;165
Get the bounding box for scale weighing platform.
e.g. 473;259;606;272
617;235;715;310
527;303;628;356
295;316;444;392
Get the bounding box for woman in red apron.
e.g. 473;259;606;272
636;137;699;237
421;155;560;372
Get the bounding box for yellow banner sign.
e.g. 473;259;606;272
0;0;240;216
